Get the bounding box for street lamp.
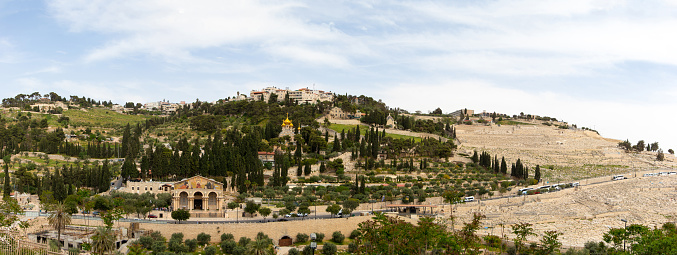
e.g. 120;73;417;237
621;219;628;252
310;233;317;253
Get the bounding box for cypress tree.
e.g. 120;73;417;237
3;156;10;198
319;161;326;173
534;165;541;182
500;157;507;175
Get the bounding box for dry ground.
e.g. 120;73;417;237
456;122;677;181
450;172;677;247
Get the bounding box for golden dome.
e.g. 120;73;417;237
282;117;293;127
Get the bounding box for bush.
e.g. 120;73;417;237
331;231;344;244
168;239;188;253
296;233;309;243
221;233;234;242
232;245;246;255
302;245;314;255
203;245;216;255
220;240;236;254
483;235;501;248
349;229;360;239
288;248;300;255
185;239;198;252
322;243;337;255
151;241;166;254
238;237;251;247
348;242;358;253
170;233;184;242
197;233;211;245
315;233;325;242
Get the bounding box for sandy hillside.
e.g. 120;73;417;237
455;121;677;181
450;172;677;247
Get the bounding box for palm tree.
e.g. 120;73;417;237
91;227;115;255
47;202;71;242
245;238;273;255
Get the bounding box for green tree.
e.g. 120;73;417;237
258;207;272;222
512;222;536;254
326;204;341;217
171;209;190;223
246;238;273;255
538;230;562;254
92;227;115;255
244;200;261;217
3;155;10;198
48;202;72;242
0;198;23;227
342;198;359;216
197;232;211;246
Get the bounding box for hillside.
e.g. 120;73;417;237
455;119;677;182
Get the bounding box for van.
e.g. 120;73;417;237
612;175;626;181
464;196;475;202
571;182;579;187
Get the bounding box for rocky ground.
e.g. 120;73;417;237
450;172;677;247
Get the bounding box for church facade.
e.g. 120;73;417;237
171;176;227;218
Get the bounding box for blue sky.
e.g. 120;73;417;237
2;0;677;151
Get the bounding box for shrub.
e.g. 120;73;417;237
296;233;309;243
348;242;358;253
204;245;217;255
238;237;251;247
322;243;337;255
168;239;188;253
331;231;344;244
349;229;360;239
185;239;198;252
483;235;502;248
302;245;314;255
170;233;184;242
197;233;211;245
221;233;234;242
288;248;300;255
232;245;246;255
220;240;236;254
151;241;166;254
315;233;325;242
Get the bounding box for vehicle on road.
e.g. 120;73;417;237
464;196;475;202
148;214;158;218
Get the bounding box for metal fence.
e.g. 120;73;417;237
0;233;66;255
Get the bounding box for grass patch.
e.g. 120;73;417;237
496;120;533;125
63;107;149;129
328;124;360;133
384;133;422;142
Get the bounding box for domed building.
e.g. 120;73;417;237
279;114;296;141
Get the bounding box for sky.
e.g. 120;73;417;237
1;0;677;150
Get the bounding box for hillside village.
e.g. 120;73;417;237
0;89;675;255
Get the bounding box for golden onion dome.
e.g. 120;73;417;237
282;117;293;127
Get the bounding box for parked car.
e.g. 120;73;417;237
148;214;158;218
464;196;475;202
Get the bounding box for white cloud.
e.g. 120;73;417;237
48;0;355;65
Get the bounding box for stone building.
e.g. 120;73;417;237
172;176;227;218
125;180;174;194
